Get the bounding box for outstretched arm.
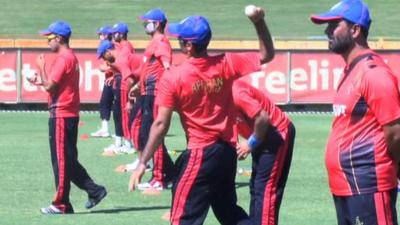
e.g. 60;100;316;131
247;6;275;64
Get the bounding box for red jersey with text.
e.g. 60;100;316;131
326;50;400;196
48;48;80;118
232;80;290;139
140;33;172;96
156;53;261;149
114;51;142;91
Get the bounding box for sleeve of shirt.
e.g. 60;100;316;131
155;70;176;108
155;40;172;64
225;52;261;80
50;56;67;83
117;58;133;80
128;55;143;82
232;81;263;119
362;67;400;125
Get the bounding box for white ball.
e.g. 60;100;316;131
245;5;257;17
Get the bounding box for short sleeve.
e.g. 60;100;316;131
50;56;67;83
155;40;172;64
232;81;263;119
128;55;143;82
362;67;400;125
115;54;133;80
155;70;176;108
226;52;261;79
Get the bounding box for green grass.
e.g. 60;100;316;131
0;111;375;225
0;0;399;39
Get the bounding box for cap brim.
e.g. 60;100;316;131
39;29;52;36
311;12;342;24
166;23;181;38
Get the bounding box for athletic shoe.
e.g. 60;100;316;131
137;180;164;191
103;144;120;152
85;186;107;209
90;128;111;138
40;204;74;215
115;145;135;154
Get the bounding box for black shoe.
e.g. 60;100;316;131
40;204;74;215
85;187;107;209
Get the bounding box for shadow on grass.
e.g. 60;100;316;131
75;205;170;214
235;182;249;189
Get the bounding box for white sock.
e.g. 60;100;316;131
115;136;122;147
101;120;109;132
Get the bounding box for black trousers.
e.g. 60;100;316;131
99;83;114;121
49;117;103;212
139;95;174;185
249;123;295;225
171;140;249;225
112;75;123;137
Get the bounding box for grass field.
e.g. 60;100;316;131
0;111;361;225
0;0;399;39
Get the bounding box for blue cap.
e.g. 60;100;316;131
311;0;371;29
96;40;114;59
138;8;167;22
110;22;129;34
40;21;72;37
167;15;212;45
96;25;112;35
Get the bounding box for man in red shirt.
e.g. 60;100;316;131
129;5;275;224
91;25;114;138
111;22;134;54
102;22;136;153
127;8;175;190
28;21;106;214
234;80;295;225
96;40;142;154
311;0;400;224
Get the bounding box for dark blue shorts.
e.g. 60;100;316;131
333;189;398;225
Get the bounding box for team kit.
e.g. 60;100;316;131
27;1;400;225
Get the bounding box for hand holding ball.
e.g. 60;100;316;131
245;5;257;17
244;5;264;22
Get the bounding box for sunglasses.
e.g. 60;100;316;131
47;34;57;41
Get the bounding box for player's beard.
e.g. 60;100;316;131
328;31;355;54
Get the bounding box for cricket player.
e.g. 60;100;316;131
96;39;142;153
91;25;114;138
103;22;135;153
130;8;174;190
234;80;295;225
129;5;275;225
311;0;400;224
28;21;106;214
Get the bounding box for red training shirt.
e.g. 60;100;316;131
232;80;290;139
156;52;261;149
140;33;172;96
326;49;400;196
48;48;80;118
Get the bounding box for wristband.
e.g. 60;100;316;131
247;134;261;150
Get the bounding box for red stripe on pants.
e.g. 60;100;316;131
130;109;142;150
53;118;66;207
120;89;130;140
374;191;394;225
171;149;204;225
151;103;164;183
262;134;290;225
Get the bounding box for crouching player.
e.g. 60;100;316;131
234;80;295;225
